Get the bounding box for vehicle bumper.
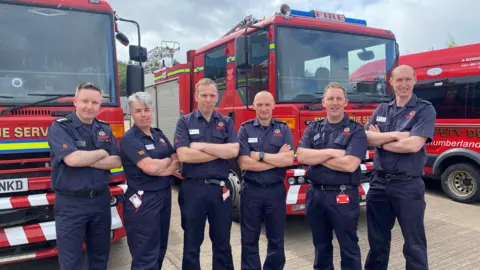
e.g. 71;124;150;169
0;185;127;265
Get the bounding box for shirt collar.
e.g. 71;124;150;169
194;109;220;120
132;124;154;139
320;112;350;127
253;118;274;127
389;94;418;107
71;111;99;129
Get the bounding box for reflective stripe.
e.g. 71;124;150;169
269;42;275;50
194;66;205;73
0;140;49;153
226;55;236;63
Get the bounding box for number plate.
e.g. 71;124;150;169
0;178;28;194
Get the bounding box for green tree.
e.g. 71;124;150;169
118;60;127;96
446;34;457;48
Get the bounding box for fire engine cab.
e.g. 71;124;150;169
137;4;400;220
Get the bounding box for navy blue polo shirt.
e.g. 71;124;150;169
173;109;238;180
367;94;436;176
119;125;175;191
299;113;368;186
48;111;119;192
238;118;294;186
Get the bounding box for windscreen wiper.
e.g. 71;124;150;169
0;93;74;116
353;95;393;109
300;94;324;111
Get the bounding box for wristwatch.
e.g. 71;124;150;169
259;151;265;161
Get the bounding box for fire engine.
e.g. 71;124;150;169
400;43;480;203
136;4;399;221
0;0;146;265
350;43;480;203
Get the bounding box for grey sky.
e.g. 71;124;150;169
111;0;480;64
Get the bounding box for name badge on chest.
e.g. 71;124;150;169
145;144;155;150
189;129;200;135
75;141;86;147
376;116;387;123
248;137;258;143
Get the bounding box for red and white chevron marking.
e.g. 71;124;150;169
0;206;123;249
0;184;127;210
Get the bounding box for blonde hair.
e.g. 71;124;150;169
195;78;218;96
323;82;347;98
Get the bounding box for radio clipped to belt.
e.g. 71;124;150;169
336;185;350;204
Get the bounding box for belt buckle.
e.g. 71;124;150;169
89;190;95;198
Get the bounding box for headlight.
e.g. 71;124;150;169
288;177;296;185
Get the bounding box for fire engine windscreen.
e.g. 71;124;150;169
0;3;117;105
276;27;396;103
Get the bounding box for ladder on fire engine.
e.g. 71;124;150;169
222;15;263;37
143;41;180;74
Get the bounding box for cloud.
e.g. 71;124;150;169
112;0;480;63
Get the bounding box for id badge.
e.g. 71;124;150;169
336;194;350;204
222;186;230;201
129;193;142;211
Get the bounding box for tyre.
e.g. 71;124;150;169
228;159;243;222
441;163;480;203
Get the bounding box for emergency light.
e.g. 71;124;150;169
280;4;367;26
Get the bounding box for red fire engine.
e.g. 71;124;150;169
350;43;480;203
400;43;480;203
0;0;146;264
137;4;399;220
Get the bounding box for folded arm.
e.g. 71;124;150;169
256;151;294;167
193;142;240;159
383;136;427;153
296;148;344;166
64;149;108;167
176;147;218;163
321;155;362;173
238;155;276;171
89;155;122;170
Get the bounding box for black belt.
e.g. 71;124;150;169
375;171;409;180
204;179;227;186
56;188;107;198
244;179;282;188
312;184;355;191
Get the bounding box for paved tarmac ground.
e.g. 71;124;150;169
3;178;480;270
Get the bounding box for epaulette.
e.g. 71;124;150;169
272;118;287;125
240;119;254;126
417;97;432;105
95;119;110;126
55;116;71;123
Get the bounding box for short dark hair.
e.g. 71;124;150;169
75;82;102;96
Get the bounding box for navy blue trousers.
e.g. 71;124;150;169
123;187;172;270
364;175;428;270
178;180;234;270
305;186;362;270
54;191;111;270
240;181;286;270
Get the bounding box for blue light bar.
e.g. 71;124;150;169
288;9;367;26
345;17;367;26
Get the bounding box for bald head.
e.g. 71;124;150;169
392;65;415;79
253;91;275;122
253;91;274;104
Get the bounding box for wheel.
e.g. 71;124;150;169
228;159;242;222
441;163;480;203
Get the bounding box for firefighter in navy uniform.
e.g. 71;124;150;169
173;78;239;270
297;82;367;270
364;65;436;270
48;82;122;270
119;92;180;269
237;91;294;270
